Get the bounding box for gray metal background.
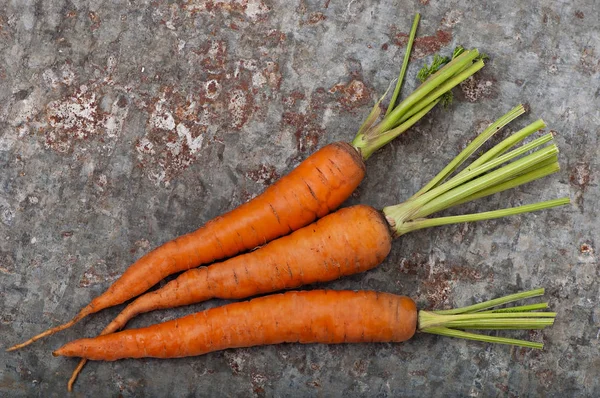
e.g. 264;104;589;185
1;0;598;396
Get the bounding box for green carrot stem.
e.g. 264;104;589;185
395;59;485;127
386;14;420;116
381;104;568;237
412;104;526;198
417;288;555;349
356;95;385;137
433;288;545;315
396;197;569;235
439;162;559;211
371;50;480;134
435;132;555;196
420;311;556;327
383;144;558;229
513;155;559;177
450;325;551;330
478;303;550;313
420;327;545;349
454;119;547;178
438;318;555;329
359;100;440;158
352;46;483;160
410;137;557;218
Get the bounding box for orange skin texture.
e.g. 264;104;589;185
54;290;418;361
96;204;393;336
10;142;365;350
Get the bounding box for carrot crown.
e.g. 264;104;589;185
418;288;555;349
351;14;485;160
381;104;570;236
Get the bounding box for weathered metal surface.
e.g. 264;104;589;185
1;0;598;396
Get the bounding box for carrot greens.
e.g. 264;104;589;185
419;288;555;349
382;105;570;237
353;14;485;160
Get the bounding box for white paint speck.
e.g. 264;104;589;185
321;107;333;129
208;41;223;58
148;169;167;186
228;89;248;128
136;137;155;155
245;0;270;20
30;237;37;244
252;71;267;88
441;9;463;28
176;123;204;153
150;100;176;130
61;64;76;86
185;1;269;21
104;97;129;138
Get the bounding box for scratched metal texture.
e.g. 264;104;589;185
1;0;598;396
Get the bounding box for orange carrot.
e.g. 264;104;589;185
63;106;569;389
7;142;365;350
76;204;393;336
9;37;486;350
55;290;418;361
53;288;556;364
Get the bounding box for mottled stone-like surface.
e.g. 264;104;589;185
1;0;598;396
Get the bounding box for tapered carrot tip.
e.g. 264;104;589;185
53;346;68;357
7;323;72;351
7;308;91;351
53;341;77;357
67;359;88;392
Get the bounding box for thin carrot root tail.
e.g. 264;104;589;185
65;308;132;391
68;358;87;392
6;307;92;351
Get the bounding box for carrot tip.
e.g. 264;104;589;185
6;341;32;351
67;358;87;391
8;308;92;352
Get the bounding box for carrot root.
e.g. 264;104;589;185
6;307;91;351
65;306;133;389
68;358;87;392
